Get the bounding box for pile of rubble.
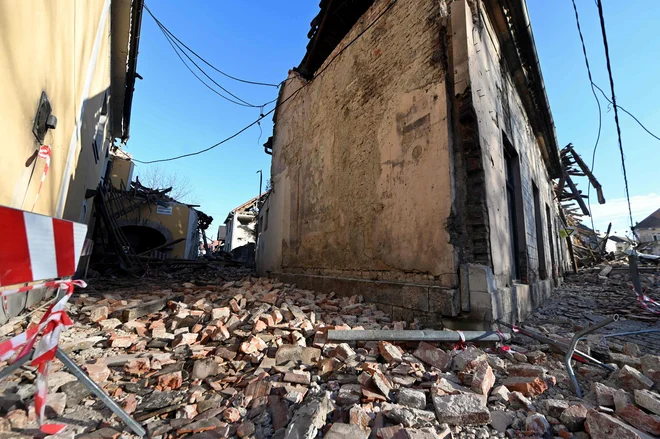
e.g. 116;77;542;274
1;267;660;439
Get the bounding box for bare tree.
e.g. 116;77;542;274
138;165;197;203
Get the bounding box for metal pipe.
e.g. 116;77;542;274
56;349;146;437
602;329;660;338
498;321;614;371
0;353;31;382
565;315;619;398
327;330;511;343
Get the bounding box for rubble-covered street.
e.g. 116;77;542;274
1;263;659;439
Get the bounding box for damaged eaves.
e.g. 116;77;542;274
482;0;562;179
296;0;376;79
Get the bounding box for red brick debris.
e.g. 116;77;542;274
0;263;659;439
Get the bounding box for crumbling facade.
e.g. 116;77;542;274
258;0;568;328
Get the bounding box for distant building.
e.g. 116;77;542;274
224;196;259;255
633;208;660;255
606;236;631;254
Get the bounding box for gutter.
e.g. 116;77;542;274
121;0;144;142
507;0;562;178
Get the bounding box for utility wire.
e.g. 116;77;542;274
570;0;602;234
590;82;660;142
596;0;634;230
146;5;262;108
143;4;280;88
134;0;398;164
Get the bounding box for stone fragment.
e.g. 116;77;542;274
508;391;535;411
432;393;490;425
90;306;109;322
470;360;495;395
275;345;321;366
240;336;267;354
525;413;550;436
377;425;404;439
559;404;588;431
618;365;653;392
592;381;617;407
624;342;641;357
7;409;28;429
396;388;426;410
585;409;655;439
158;371;183;390
349;404;371;429
337;384;362;406
284;370;311;385
83;362;111;383
383;404;436;428
124;358;151;376
489;385;510;403
412;342;451;371
392;428;450;439
191;358;218;380
48;371;77;391
379;341;403;363
538;399;569;418
172;332;198;347
371;370;393;400
617;401;660;436
269;395;289;431
635;389;660;416
45;392;67;417
237;421;256;438
525;350;546;364
61;381;91;406
641;355;660;375
324;423;369;439
453;346;487;371
177;417;224;435
99;318;122;330
335;343;356;361
502;376;547;396
507;364;546;378
490;410;514;432
223;407;241;423
282;391;334;439
77;427;122;439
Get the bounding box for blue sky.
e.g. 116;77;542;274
128;1;659;239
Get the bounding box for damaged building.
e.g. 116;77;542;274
258;0;569;328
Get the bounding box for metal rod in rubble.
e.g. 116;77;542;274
55;349;147;438
327;329;511;343
565;315;619;398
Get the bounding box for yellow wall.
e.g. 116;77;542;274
0;0;112;224
111;158;134;190
127;202;192;259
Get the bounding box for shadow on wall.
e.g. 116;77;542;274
232;243;256;267
61;88;110;223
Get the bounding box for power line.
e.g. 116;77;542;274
134;0;398;164
144;4;280;88
596;0;634;230
570;0;602;234
590;82;660;142
145;4;264;108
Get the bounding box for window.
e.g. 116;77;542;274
546;204;556;278
504;146;521;280
532;183;547;280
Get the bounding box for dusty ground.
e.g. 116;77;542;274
0;263;659;439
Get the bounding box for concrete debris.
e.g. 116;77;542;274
1;264;660;439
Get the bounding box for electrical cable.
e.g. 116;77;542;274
596;0;634;230
570;0;602;234
157;23;256;107
134;0;398;164
143;4;280;88
590;82;660;142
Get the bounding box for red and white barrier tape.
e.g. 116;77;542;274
632;285;660;314
0;279;85;434
31;145;51;212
